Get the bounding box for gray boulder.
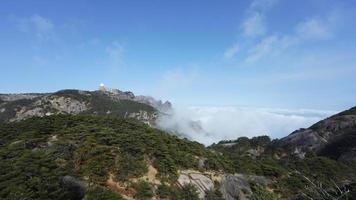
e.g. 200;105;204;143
61;175;87;200
220;174;271;200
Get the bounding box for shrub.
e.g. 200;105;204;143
134;181;153;200
84;186;123;200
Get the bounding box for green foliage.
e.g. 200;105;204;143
0;115;228;199
178;184;200;200
0;143;70;199
1;114;355;199
133;181;153;199
157;183;207;200
157;183;172;198
249;183;277;200
211;135;356;199
115;153;148;181
84;91;155;117
84;186;124;200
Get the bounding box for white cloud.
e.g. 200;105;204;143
245;13;339;63
296;18;332;40
246;35;278;62
225;1;343;62
245;34;296;63
157;106;335;145
223;43;239;59
17;14;55;41
242;12;266;37
224;0;278;59
241;0;278;38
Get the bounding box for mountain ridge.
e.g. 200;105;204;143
277;106;356;164
0;88;172;125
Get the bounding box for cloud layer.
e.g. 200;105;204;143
157;106;335;145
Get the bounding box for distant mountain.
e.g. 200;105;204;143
0;87;172;125
277;106;356;165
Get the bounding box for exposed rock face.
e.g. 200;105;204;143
47;96;88;114
177;172;214;199
127;110;158;125
220;174;271;200
278;107;356;160
61;175;86;200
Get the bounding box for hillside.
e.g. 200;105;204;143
1;114;355;200
277;106;356;166
0;115;229;200
0;88;171;125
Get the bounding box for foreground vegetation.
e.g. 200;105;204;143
0;115;355;199
0;115;227;199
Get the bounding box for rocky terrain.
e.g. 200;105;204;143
278;106;356;163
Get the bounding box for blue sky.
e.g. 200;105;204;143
1;0;356;110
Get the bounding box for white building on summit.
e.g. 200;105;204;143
99;83;106;91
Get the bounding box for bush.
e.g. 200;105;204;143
134;181;153;199
249;183;277;200
84;186;123;200
178;184;200;200
157;183;172;198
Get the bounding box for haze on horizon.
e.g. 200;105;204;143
1;0;355;142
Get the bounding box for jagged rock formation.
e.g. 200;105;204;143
278;106;356;161
0;88;171;125
98;85;172;112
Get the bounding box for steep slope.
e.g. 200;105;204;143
0;88;171;124
278;106;356;161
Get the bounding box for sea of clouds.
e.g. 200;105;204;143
157;106;336;145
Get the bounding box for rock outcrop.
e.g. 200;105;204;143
177;171;215;199
278;106;356;160
220;174;271;200
61;175;87;200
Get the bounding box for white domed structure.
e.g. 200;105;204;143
99;83;106;91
